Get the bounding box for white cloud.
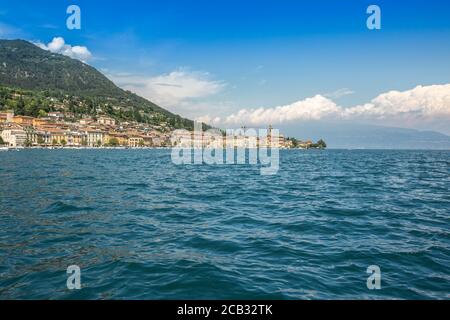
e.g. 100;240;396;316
343;84;450;119
199;84;450;130
224;95;340;126
324;88;355;99
196;115;222;126
109;69;226;108
35;37;92;62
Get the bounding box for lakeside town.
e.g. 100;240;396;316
0;110;326;150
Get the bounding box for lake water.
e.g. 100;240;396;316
0;149;449;299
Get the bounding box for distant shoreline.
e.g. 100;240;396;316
0;146;169;151
1;147;449;152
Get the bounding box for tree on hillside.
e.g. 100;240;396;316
38;109;47;118
133;108;143;123
16;98;25;115
316;139;327;149
289;137;299;148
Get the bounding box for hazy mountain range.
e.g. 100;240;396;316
282;122;450;149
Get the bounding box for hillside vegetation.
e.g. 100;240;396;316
0;39;195;130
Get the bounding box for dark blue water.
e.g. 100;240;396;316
0;149;449;299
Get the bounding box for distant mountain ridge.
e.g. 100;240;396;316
0;39;195;129
282;122;450;149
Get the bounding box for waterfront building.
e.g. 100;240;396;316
298;140;313;149
1;128;27;147
32;129;51;146
85;129;105;147
65;131;86;146
128;136;144;147
46;128;66;145
105;132;129;146
142;135;153;147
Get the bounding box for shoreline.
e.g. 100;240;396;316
2;147;448;152
0;146;170;151
0;146;315;151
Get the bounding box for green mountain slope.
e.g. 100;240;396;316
0;39;195;129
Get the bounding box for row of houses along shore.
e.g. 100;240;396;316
0;110;172;148
0;110;309;149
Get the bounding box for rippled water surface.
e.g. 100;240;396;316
0;149;449;299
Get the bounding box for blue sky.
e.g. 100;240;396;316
1;0;450;134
